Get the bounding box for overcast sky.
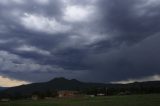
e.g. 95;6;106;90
0;0;160;87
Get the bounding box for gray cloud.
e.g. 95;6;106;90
85;34;160;82
0;0;160;83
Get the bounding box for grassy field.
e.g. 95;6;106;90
0;94;160;106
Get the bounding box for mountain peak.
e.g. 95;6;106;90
48;77;81;83
49;77;68;82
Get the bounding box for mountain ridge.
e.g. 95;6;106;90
0;77;160;99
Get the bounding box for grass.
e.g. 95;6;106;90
0;94;160;106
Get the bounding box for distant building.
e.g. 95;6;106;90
0;98;10;102
31;95;39;100
97;93;105;96
58;90;79;98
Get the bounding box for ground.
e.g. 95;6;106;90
0;94;160;106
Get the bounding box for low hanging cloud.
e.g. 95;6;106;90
0;50;87;82
0;0;160;86
112;75;160;84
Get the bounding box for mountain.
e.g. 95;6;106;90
0;77;113;99
0;77;109;94
0;78;160;99
0;87;7;91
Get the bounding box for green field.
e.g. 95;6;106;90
0;94;160;106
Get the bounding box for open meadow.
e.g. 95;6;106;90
0;94;160;106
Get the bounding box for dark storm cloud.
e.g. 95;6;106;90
85;34;160;82
82;0;160;82
95;0;160;45
0;0;160;83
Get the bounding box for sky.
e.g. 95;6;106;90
0;0;160;87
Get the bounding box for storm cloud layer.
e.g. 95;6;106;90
0;0;160;85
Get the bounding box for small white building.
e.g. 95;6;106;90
31;95;39;100
97;93;105;96
1;98;10;102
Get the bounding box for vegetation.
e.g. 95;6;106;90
0;94;160;106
